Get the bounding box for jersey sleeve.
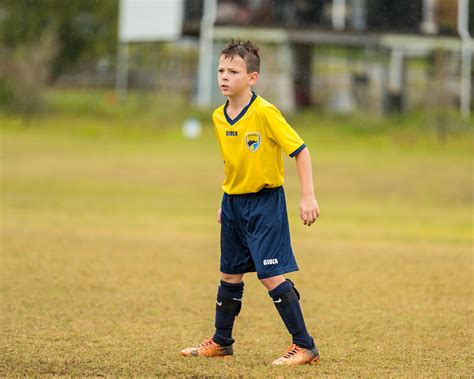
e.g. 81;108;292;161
262;105;306;157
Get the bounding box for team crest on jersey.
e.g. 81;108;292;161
245;132;261;152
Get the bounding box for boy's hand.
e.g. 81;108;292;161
217;208;222;224
299;195;320;226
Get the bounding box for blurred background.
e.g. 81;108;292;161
0;0;473;117
1;1;473;376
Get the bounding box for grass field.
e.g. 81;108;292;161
1;93;473;376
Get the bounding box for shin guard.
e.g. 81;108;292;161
269;279;314;349
213;280;244;346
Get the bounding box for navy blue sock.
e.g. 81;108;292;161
269;279;315;350
213;280;244;347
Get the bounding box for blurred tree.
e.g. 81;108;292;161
4;30;58;116
0;0;117;115
0;0;118;78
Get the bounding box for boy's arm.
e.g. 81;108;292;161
295;147;320;226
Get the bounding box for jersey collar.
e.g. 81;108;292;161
224;91;257;126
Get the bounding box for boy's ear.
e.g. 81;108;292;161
248;71;259;86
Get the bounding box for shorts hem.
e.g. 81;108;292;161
256;265;299;279
220;266;257;275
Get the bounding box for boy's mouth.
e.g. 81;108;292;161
220;85;230;90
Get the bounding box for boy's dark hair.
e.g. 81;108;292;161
220;39;260;73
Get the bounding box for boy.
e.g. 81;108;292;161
181;40;320;365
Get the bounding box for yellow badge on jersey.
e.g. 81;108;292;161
213;93;305;195
245;132;261;152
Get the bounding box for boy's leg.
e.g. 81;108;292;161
261;275;319;364
213;273;244;347
261;275;314;349
181;273;244;357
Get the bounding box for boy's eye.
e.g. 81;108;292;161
231;71;237;74
218;69;224;73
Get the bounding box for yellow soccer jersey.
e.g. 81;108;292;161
213;92;306;195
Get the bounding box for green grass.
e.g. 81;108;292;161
1;93;473;376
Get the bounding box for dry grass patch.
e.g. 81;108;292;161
1;116;472;376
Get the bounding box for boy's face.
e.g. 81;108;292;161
218;55;258;97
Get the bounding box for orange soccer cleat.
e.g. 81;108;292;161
272;343;320;366
180;338;233;358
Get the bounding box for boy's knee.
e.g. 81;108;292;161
221;272;244;283
260;275;286;291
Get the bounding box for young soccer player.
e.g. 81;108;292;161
181;40;321;365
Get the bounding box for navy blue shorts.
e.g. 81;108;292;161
220;186;299;279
